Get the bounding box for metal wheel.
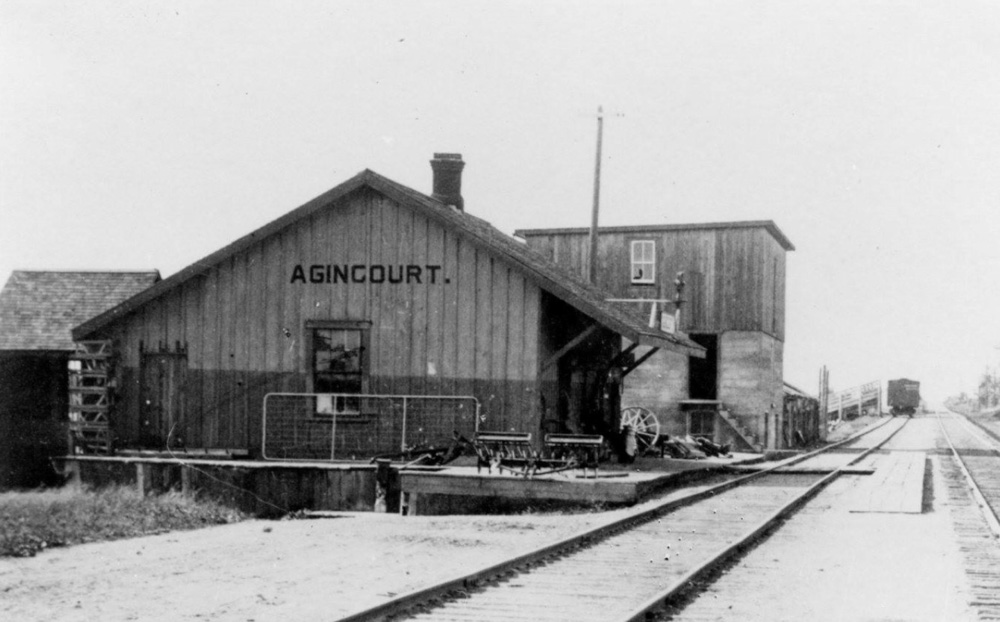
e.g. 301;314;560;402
620;406;660;454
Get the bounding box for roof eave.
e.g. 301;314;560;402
514;220;796;252
71;169;707;360
74;170;379;339
625;329;706;357
0;349;72;358
371;186;709;358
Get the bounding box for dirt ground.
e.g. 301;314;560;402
3;418;955;621
0;498;679;622
671;430;977;620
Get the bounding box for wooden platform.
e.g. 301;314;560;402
398;463;733;516
53;454;386;516
849;451;926;514
55;453;763;518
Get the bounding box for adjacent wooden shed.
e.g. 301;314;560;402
73;157;703;459
515;222;794;451
0;271;159;487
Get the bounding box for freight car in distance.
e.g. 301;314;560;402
887;378;921;417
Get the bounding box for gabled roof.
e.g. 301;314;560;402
514;221;795;251
784;381;816;399
73;170;704;357
0;271;160;351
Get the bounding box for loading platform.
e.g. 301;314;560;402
398;453;763;516
53;452;764;517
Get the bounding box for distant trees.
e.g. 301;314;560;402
944;369;999;414
978;367;1000;410
944;392;977;414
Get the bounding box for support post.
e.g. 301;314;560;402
588;106;603;284
374;459;391;513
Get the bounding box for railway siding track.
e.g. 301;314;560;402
938;411;1000;620
937;411;1000;536
339;418;907;622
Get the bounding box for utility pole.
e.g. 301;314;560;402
994;345;1000;408
588;106;604;284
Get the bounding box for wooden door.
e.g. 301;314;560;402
688;333;718;400
139;352;187;449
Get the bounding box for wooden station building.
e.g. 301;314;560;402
0;270;159;487
70;155;704;464
514;220;795;451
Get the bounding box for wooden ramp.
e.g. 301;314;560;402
850;451;926;514
396;463;739;516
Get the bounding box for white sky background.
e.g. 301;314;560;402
2;1;999;403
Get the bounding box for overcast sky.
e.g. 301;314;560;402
2;1;999;403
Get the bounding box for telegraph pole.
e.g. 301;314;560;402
588;106;604;284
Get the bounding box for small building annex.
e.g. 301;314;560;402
0;270;159;488
70;155;704;462
514;221;795;451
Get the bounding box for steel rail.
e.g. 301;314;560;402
937;410;1000;537
336;416;904;622
621;415;910;621
952;408;1000;446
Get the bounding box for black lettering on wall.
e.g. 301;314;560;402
406;265;422;284
332;265;349;283
426;265;441;284
309;265;325;284
388;265;404;283
351;264;367;283
289;264;447;285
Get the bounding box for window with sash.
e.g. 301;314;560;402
307;321;369;414
630;240;655;284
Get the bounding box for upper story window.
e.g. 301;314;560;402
307;320;370;414
630;240;656;284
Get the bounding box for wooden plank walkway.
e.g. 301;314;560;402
850;451;925;514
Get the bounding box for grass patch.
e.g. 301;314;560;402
0;486;247;558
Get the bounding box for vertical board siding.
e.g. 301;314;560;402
491;260;510;427
105;189;544;452
776;242;786;340
456;238;477;396
366;195;385;394
202;265;219;446
247;241;267;372
425;216;446;395
182;280;203;447
344;200;368;320
263;234;284;372
475;253;493;420
441;228;460;397
393;205;415;395
281;228;302;374
166;289;183;349
371;198;398;394
298;215;316;322
216;257;234;447
408;213;429;396
326;207;348;322
147;300;165;351
521;227;787;337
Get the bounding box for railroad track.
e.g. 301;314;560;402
936;411;1000;536
338;417;908;622
954;408;1000;448
935;411;1000;620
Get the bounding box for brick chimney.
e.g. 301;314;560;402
430;153;465;211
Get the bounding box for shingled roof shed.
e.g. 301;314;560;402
0;270;159;488
0;271;160;351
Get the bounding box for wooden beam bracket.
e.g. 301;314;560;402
540;324;601;373
622;347;659;378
